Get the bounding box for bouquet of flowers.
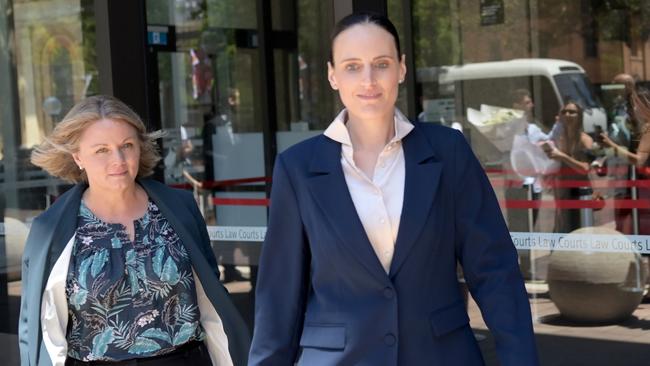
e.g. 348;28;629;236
466;105;527;152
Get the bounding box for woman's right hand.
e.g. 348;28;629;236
546;147;566;160
540;141;564;160
600;132;616;148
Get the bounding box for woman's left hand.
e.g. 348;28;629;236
546;147;566;160
600;132;615;148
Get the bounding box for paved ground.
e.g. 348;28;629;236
3;275;648;365
224;275;650;365
469;283;650;366
221;269;650;365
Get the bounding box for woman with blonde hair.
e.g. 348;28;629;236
19;95;249;366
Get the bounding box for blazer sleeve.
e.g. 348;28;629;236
19;215;45;366
249;154;310;366
451;130;539;366
18;249;31;365
180;189;221;279
176;189;251;366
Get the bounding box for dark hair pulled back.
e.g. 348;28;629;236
329;12;401;64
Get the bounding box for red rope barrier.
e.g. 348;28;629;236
502;199;650;210
170;176;270;190
212;197;270;206
485;166;648;176
488;178;650;189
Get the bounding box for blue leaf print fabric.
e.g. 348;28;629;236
65;200;205;362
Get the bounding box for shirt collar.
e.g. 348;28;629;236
324;108;414;147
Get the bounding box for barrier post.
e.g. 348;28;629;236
579;187;594;228
631;165;639;235
526;183;534;232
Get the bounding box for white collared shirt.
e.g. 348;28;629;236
523;123;551;192
324;109;414;273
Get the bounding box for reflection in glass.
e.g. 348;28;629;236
407;1;650;364
273;0;335;154
0;1;97;364
149;0;268;330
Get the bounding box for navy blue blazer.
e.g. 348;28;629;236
19;179;250;366
249;123;538;365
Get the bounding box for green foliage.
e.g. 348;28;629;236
140;328;172;344
172;322;197;346
69;288;89;310
153;246;165;277
161;257;181;285
91;328;115;358
128;336;161;355
91;248;108;277
78;256;93;288
412;0;462;67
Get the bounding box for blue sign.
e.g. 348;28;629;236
148;30;168;46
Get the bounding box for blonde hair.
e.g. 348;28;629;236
31;95;163;183
631;90;650;153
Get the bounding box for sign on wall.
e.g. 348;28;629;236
480;0;505;26
511;232;650;254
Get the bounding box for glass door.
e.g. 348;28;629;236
389;1;650;365
147;0;266;329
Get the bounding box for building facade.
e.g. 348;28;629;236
1;0;650;364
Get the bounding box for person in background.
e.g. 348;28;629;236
600;86;648;167
545;100;594;233
511;89;550;215
628;90;650;291
610;73;639;149
603;74;645;235
632;91;650;156
203;88;246;283
249;12;538;366
512;88;549;140
508;89;550;279
19;95;249;366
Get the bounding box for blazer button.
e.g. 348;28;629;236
384;333;396;346
383;287;394;299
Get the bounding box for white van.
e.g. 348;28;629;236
417;58;607;162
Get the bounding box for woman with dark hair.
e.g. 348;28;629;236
602;90;650;167
598;88;650;235
19;95;250;366
546;100;595;233
249;13;538;366
630;89;650;293
631;90;650;160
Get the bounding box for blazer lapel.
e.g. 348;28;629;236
389;126;442;278
132;180;250;365
47;184;85;267
28;183;84;365
306;136;389;283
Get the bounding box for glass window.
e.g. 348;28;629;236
271;0;335;154
1;0;97;363
553;73;600;109
385;0;409;114
147;0;266;330
5;1;649;364
401;0;650;364
147;0;336;332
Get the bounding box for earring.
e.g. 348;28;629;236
78;165;84;171
399;79;404;84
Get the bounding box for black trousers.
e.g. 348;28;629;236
64;341;213;366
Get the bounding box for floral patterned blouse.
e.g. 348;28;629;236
65;200;205;362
